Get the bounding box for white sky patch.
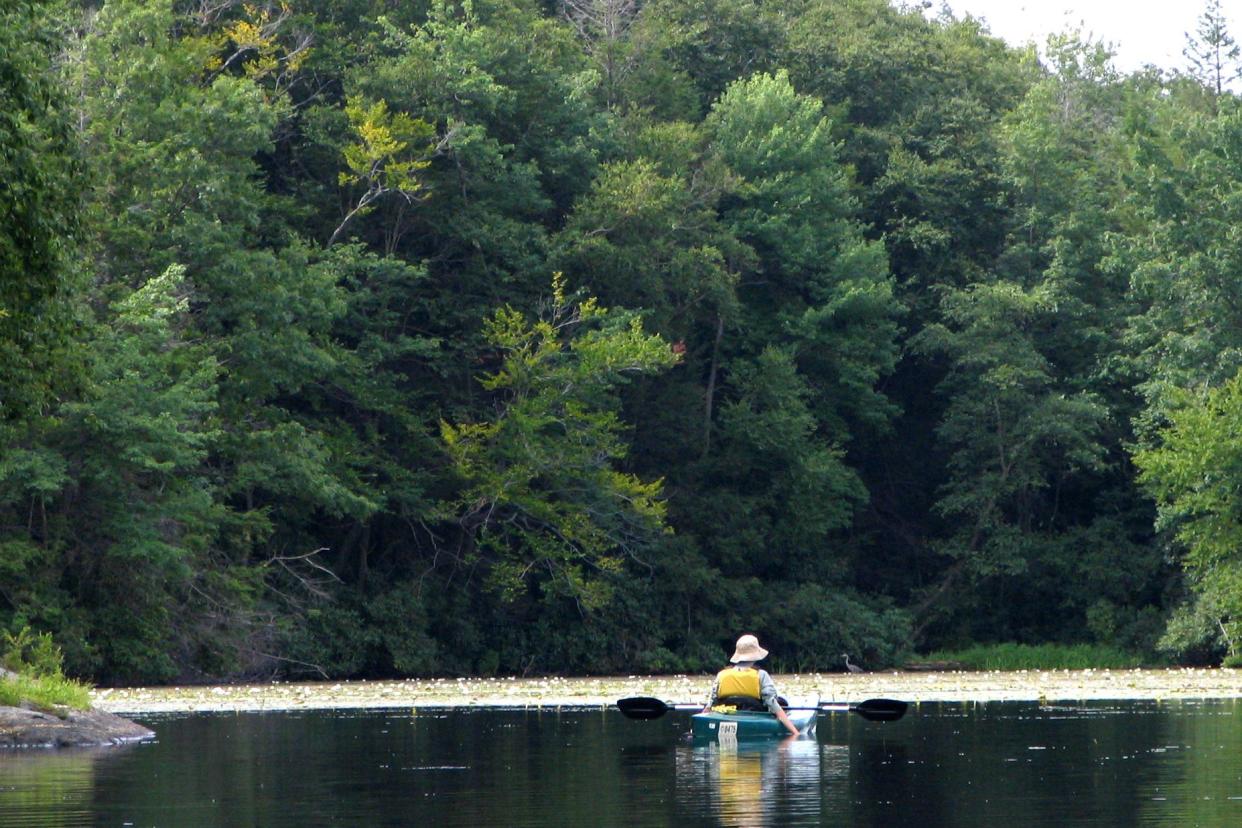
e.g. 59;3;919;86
931;1;1242;77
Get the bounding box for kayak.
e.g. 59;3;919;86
616;694;907;731
690;702;817;741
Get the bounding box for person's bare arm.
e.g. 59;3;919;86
774;705;800;737
759;671;800;736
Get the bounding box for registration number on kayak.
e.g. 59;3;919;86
717;721;738;745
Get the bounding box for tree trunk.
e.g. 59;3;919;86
702;313;724;459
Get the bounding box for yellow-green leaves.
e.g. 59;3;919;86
340;97;433;192
203;2;311;95
440;277;677;612
329;97;435;246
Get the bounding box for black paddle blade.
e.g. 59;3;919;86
616;696;671;720
852;698;908;722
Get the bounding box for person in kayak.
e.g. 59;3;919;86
704;634;801;737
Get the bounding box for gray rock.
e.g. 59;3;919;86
0;706;154;749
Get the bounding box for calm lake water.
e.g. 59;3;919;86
1;700;1241;826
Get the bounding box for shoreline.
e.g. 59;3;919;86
90;667;1242;714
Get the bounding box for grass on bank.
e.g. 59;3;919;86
0;671;92;712
923;643;1146;671
1;627;93;712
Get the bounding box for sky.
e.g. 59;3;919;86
933;1;1242;75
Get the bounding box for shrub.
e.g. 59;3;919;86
923;642;1145;670
0;627;93;711
2;627;65;677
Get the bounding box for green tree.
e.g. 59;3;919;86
913;282;1109;633
1125;107;1242;434
75;0;377;542
1135;373;1242;662
552;140;746;461
440;275;678;613
635;69;907;669
907;39;1159;646
554;156;740;334
706;70;899;437
58;0;384;677
1123;82;1242;662
0;0;81;423
637;0;784;114
346;0;597;404
59;267;224;681
0;0;1216;680
696;347;868;581
0;267;224;681
766;3;1040;625
1184;0;1241;102
328;96;435;248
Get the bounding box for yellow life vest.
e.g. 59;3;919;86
715;666;761;701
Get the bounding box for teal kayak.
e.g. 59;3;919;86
690;705;817;741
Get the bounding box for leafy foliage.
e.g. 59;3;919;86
7;0;1242;682
925;642;1146;671
1135;374;1242;661
0;0;81;423
0;627;92;711
440;275;677;613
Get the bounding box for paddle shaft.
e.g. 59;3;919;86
759;703;893;716
643;703;878;713
616;695;907;722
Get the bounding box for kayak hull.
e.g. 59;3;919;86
690;706;816;741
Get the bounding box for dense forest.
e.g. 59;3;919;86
4;0;1242;684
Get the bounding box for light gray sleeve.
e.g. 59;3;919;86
706;676;720;707
758;670;782;715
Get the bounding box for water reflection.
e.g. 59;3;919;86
1138;699;1242;826
0;747;129;827
3;703;1242;826
677;738;830;827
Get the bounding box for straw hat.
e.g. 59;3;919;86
729;634;769;663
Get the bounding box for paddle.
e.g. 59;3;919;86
616;696;908;723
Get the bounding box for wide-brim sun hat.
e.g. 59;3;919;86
730;634;769;663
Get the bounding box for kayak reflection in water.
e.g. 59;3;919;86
716;748;764;825
703;634;801;737
677;738;826;828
